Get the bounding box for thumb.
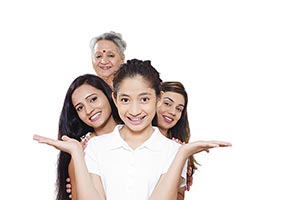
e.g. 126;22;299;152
61;135;70;141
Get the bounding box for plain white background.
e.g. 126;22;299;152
0;0;299;199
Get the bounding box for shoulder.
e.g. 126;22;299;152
153;127;181;151
87;125;123;149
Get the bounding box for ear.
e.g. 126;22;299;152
157;91;164;107
112;92;117;107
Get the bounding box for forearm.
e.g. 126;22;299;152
177;187;185;200
71;151;104;200
68;160;77;200
150;148;187;200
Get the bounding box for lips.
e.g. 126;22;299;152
100;65;111;70
89;112;102;122
163;115;174;123
127;116;145;125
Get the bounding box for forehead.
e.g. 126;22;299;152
118;75;154;96
162;91;185;105
94;40;119;52
72;84;105;102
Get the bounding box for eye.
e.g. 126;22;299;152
90;96;98;103
76;105;83;112
176;107;183;112
95;54;102;59
163;100;172;107
108;54;115;58
120;97;129;103
141;97;150;103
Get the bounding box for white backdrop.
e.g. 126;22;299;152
0;0;299;199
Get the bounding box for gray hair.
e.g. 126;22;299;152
89;31;127;59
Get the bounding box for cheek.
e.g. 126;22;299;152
115;105;126;114
77;112;86;122
175;113;182;122
112;58;122;67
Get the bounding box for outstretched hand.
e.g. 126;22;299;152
33;134;83;156
179;140;232;158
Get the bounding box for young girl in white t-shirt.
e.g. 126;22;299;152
33;59;231;200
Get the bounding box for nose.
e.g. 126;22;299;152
168;106;176;116
85;104;94;115
100;56;108;64
128;101;141;116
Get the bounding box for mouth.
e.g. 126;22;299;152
127;115;146;125
162;115;174;123
99;65;111;70
89;112;102;122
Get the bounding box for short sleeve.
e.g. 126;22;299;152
84;140;102;177
179;160;188;187
162;142;187;186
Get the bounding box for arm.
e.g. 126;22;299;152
33;134;105;200
67;134;93;200
150;140;232;200
177;186;185;200
68;159;77;200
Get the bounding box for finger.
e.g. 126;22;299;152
66;184;71;188
61;135;71;141
33;134;59;147
66;188;71;193
209;140;232;147
66;177;71;183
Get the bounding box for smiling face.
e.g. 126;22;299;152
72;84;113;130
91;40;124;87
156;91;185;136
113;75;157;134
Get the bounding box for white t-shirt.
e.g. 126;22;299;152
85;125;187;200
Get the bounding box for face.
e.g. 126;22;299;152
91;40;124;83
72;84;112;129
113;75;157;133
156;91;185;132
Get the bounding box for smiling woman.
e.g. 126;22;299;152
33;59;231;200
156;81;199;192
55;74;121;200
89;31;127;89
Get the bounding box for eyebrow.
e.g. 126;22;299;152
74;93;97;107
164;97;184;107
95;50;115;54
118;92;152;98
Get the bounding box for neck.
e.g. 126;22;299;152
120;125;154;149
158;127;168;138
94;116;117;136
102;76;114;89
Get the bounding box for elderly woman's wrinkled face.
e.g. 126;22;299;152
91;40;124;88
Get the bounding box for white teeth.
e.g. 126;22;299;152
164;116;173;122
90;112;101;120
131;117;140;121
130;116;144;121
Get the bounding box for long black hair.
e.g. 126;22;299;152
160;81;199;174
55;74;121;200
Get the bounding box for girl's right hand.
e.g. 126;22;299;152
33;134;83;156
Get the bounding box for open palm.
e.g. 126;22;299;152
180;140;232;157
33;134;83;155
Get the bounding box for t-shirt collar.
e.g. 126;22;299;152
108;125;165;151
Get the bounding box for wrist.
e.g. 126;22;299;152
177;146;190;161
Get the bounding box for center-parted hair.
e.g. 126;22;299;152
89;31;127;59
56;74;121;200
112;59;162;98
161;81;199;173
